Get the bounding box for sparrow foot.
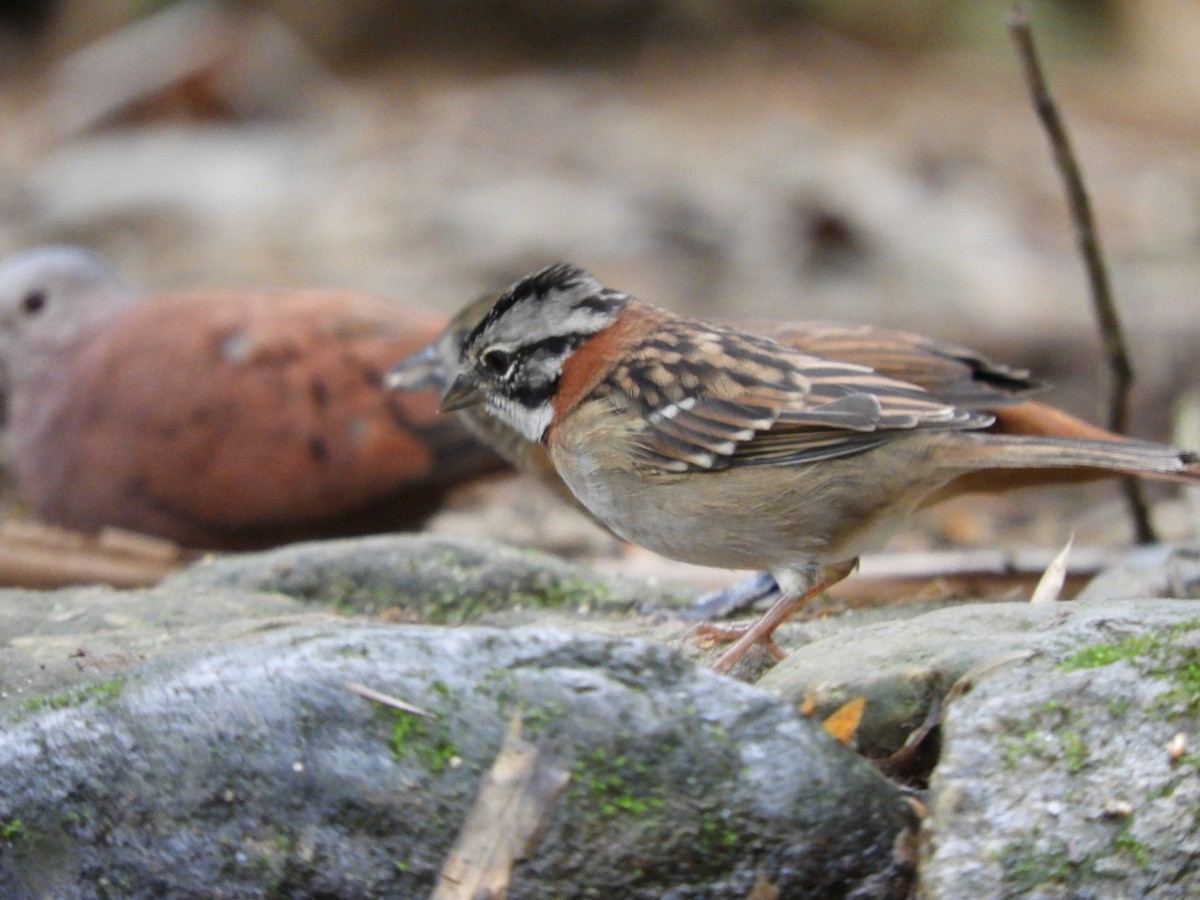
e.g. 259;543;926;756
710;558;859;675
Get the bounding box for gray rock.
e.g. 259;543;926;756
1075;544;1200;602
756;595;1200;761
756;600;1070;760
1;534;699;719
168;533;691;620
755;596;1200;894
0;622;911;899
0;581;320;715
923;600;1200;898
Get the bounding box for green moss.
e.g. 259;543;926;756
999;834;1077;895
999;701;1088;775
697;818;739;852
1174;752;1200;771
386;711;460;775
23;678;125;713
1146;780;1176;800
522;703;566;736
1061;731;1088;774
1111;820;1149;869
1000;815;1152;894
570;749;666;821
421;588;486;624
1169;657;1200;714
0;819;23;842
96;874;134;899
1062;635;1159;671
415;573;607;623
1060;619;1200;717
477;669;519;707
1106;697;1131;719
316;575;397;615
1001;730;1053;770
521;575;616;610
296;548;657;623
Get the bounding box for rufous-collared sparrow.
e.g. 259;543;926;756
428;264;1200;672
388;284;1141;621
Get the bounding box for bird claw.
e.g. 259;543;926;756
684;622;750;648
684;622;787;662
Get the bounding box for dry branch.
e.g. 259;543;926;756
0;519;188;588
1008;2;1156;543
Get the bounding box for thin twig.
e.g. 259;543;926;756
344;681;437;718
1008;2;1156;543
0;520;187;588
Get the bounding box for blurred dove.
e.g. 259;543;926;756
0;246;501;549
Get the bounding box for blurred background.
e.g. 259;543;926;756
1;0;1198;551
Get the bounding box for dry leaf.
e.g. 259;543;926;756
433;714;570;900
746;872;781;900
822;697;866;745
883;651;1035;779
1029;534;1074;604
945;651;1036;705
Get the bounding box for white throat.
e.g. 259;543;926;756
492;396;554;444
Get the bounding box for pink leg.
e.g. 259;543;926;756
711;559;858;675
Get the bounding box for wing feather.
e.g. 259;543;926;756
767;321;1040;407
610;313;993;473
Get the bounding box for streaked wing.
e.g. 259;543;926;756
607;317;992;473
766;321;1040;408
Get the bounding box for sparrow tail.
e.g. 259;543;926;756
943;433;1200;484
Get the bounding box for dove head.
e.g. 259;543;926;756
0;246;137;386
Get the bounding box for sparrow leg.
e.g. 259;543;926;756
683;574;792;649
710;558;859;675
682;571;780;621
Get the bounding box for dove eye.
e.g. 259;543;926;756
21;291;46;315
482;347;516;378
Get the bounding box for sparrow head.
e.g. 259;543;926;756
441;263;626;443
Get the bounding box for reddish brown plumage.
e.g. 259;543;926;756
550;304;652;439
9;289;501;548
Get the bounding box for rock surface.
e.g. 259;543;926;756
757;599;1076;760
6;533;1200;897
922;599;1200;899
1075;544;1200;602
0;621;911;898
167;532;688;621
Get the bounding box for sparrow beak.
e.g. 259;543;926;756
439;373;484;412
385;344;445;393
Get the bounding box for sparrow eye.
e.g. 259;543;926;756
481;347;516;378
